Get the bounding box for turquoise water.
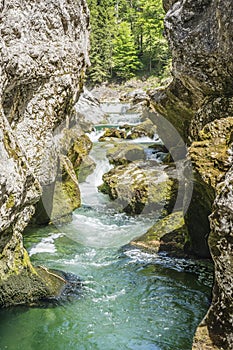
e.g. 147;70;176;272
0;104;213;350
0;222;212;350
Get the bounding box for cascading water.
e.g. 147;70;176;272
0;103;213;350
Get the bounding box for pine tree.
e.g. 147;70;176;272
87;0;115;84
136;0;169;74
112;21;141;80
87;0;170;83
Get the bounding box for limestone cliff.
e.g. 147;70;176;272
150;0;233;348
0;0;90;306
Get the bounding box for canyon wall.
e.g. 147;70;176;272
0;0;90;306
151;0;233;348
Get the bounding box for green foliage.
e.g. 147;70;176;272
87;0;115;84
87;0;170;84
112;22;142;80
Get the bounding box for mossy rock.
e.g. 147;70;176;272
0;263;83;307
98;161;178;215
50;156;81;224
99;128;127;141
33;133;92;225
127;118;157;139
189;117;233;188
78;155;96;183
106;143;146;165
131;211;188;256
0;259;65;307
185;118;233;258
67;133;92;171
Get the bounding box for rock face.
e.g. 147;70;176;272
151;0;233;348
0;0;89;306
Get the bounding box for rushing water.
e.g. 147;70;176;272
0;103;213;350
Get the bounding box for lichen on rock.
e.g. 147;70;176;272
0;0;90;306
151;0;233;348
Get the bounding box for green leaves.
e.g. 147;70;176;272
112;21;142;80
87;0;170;83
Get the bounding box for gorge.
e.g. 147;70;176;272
0;0;232;349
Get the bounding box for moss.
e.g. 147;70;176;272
192;324;220;350
106;143;146;165
132;211;188;256
6;194;15;209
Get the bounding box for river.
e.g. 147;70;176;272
0;103;213;350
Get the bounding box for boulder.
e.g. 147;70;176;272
127;119;157;140
106;143;146;165
99;128;127;141
99;161;178;215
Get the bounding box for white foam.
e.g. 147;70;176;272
29;233;64;256
65;213;152;248
88;129;105;143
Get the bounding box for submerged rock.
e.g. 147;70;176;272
0;0;89;306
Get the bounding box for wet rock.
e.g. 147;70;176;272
106;143;146;166
99;128;127;141
127;119;157;140
131;211;188;257
99;161;178;215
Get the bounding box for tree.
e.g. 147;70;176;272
87;0;115;84
112;21;142;80
86;0;170;83
136;0;170;74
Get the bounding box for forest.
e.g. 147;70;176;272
87;0;171;84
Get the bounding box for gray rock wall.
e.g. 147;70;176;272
152;1;233;348
0;0;90;306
